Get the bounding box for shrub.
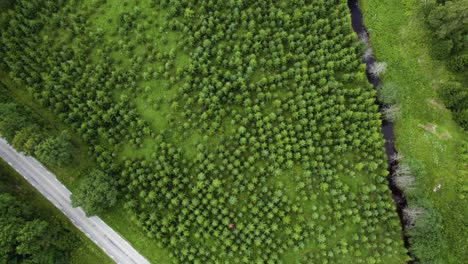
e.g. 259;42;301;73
448;54;468;72
35;131;72;166
369;62;387;77
438;81;468;130
382;105;400;122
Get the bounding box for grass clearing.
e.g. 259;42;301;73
361;0;468;262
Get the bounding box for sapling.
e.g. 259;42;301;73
382;105;400;122
369;62;387;77
403;207;424;228
393;163;415;190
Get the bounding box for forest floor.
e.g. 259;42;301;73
0;159;112;264
361;0;468;262
0;0;410;263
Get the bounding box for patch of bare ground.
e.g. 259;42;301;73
426;99;445;110
418;123;437;133
417;123;451;139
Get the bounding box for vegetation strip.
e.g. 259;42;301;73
347;0;413;261
360;0;467;263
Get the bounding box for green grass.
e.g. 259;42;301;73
361;0;468;262
0;160;112;264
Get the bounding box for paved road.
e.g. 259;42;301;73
0;139;150;264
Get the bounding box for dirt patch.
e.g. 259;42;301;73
438;131;452;140
418;123;437;133
418;123;451;139
427;99;445;110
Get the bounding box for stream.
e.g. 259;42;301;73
347;0;413;261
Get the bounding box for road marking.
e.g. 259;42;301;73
0;140;150;264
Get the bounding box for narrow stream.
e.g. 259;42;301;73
347;0;413;261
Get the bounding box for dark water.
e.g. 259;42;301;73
347;0;413;260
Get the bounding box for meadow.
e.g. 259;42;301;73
361;0;467;262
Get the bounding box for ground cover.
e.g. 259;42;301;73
361;0;468;262
0;0;408;262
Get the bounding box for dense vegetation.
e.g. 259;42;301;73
0;161;111;264
71;169;118;216
424;0;467;130
361;0;468;263
0;84;73;165
0;0;408;263
0;192;76;263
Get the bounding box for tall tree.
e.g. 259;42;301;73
71;169;118;216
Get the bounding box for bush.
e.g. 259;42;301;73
426;0;468;56
0;192;78;263
382;105;400;122
369;62;387;77
438;81;468;130
408;207;446;263
448;54;468;72
378;82;400;105
429;39;453;59
35;131;72;166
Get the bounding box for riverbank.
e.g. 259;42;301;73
360;0;468;263
347;0;411;257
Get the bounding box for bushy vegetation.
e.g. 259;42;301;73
425;0;467;70
0;166;78;263
0;84;73;165
438;81;468;129
423;0;467;130
0;0;408;263
71;169;118;216
0;161;112;264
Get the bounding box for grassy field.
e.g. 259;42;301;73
361;0;468;262
0;160;112;264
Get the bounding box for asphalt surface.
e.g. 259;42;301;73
0;138;150;264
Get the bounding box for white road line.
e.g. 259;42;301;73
0;139;150;264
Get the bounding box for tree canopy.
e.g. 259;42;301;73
71;169;118;216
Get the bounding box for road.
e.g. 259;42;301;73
0;138;150;264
